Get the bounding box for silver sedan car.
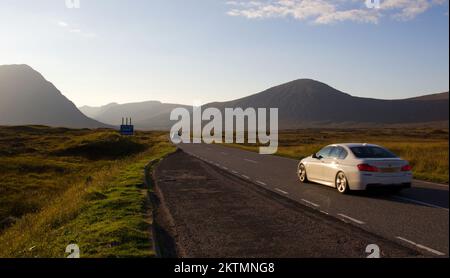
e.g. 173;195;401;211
297;143;413;193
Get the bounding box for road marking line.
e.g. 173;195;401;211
244;159;258;164
393;196;449;211
232;170;239;174
414;180;449;188
215;163;220;167
275;188;289;195
396;236;446;256
320;210;329;215
256;180;267;186
337;214;365;225
222;166;228;170
301;199;320;207
242;175;250;180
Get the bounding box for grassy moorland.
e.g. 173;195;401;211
0;126;175;258
229;128;449;184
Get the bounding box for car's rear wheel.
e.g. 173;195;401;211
336;172;349;194
298;163;308;182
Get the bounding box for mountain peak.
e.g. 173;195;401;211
0;64;33;69
0;64;45;82
261;78;351;99
0;64;37;73
0;65;108;128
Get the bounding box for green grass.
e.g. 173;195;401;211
0;126;175;258
228;128;449;184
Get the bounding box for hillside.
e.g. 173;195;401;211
80;101;190;130
83;79;448;130
207;79;449;129
0;65;109;129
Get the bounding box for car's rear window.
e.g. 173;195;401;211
350;146;397;158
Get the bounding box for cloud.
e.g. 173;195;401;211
226;0;447;24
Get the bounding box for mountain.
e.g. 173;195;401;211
3;64;446;130
81;79;448;130
407;92;449;101
79;102;119;119
79;101;191;129
206;79;449;129
0;64;109;129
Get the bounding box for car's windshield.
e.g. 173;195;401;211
350;146;397;158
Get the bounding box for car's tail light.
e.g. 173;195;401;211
401;164;412;171
357;164;380;172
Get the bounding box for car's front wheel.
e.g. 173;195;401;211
336;172;349;194
298;163;308;183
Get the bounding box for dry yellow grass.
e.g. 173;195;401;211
0;126;175;257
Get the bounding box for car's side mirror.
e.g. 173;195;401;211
312;153;322;159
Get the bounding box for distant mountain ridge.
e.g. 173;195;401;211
0;64;447;130
0;65;109;129
82;79;449;130
206;79;449;129
407;92;449;101
80;101;191;130
79;102;119;119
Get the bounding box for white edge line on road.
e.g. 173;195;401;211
396;236;446;256
222;166;228;170
244;159;258;164
320;210;329;215
275;188;289;195
301;199;320;207
256;180;267;186
393;196;449;211
414;179;449;188
232;170;239;174
337;214;365;225
242;175;250;180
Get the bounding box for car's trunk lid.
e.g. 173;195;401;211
363;158;407;175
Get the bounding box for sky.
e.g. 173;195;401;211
0;0;448;107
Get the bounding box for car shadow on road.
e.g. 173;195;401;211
348;187;449;209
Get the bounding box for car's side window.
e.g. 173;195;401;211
337;147;348;160
317;146;332;158
329;147;341;159
327;147;348;160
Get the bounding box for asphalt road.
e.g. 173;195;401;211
179;143;449;257
153;150;418;258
